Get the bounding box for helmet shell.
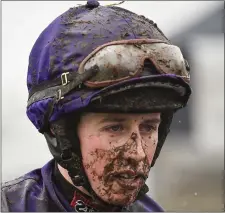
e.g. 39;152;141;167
26;4;171;131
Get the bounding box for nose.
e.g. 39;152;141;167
123;131;146;162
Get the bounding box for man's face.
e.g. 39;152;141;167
77;112;161;206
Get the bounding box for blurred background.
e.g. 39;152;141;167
2;1;224;211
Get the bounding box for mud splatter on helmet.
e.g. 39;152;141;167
26;0;191;206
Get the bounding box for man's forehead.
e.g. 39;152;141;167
83;112;161;122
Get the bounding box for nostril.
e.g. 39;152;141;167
127;158;138;167
131;132;137;140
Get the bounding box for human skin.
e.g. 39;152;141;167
58;112;160;205
74;112;160;206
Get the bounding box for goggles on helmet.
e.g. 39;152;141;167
78;39;190;88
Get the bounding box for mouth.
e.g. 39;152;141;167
106;170;146;189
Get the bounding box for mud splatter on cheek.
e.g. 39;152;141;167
90;170;98;182
109;139;121;146
86;147;122;202
84;135;152;205
84;149;107;169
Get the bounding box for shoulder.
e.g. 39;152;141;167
127;194;164;212
1;168;46;212
2;168;43;193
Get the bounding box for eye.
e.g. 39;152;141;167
139;123;156;133
105;124;124;132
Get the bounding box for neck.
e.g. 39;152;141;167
57;163;124;211
57;164;91;197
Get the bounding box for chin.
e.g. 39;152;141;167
99;189;139;206
91;177;144;206
109;192;138;206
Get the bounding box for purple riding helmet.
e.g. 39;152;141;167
26;0;191;206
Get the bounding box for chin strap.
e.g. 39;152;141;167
151;111;174;167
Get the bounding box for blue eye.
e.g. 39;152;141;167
106;125;123;132
139;124;156;133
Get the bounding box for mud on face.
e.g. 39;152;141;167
83;130;157;206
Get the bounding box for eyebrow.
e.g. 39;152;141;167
141;118;161;124
98;117;126;124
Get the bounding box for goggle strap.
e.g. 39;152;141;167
28;66;98;107
28;67;97;99
56;65;99;101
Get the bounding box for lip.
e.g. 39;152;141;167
113;170;136;177
105;170;147;184
108;170;141;177
115;176;145;190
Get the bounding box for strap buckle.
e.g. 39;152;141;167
61;72;70;86
56;89;64;101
